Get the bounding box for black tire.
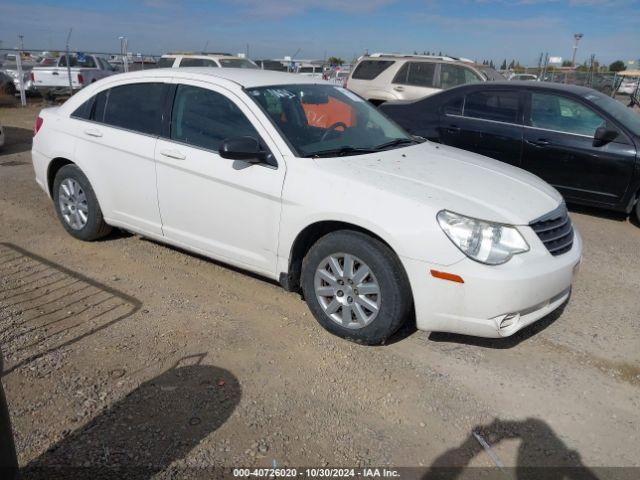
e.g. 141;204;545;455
52;164;111;241
301;230;413;345
635;199;640;224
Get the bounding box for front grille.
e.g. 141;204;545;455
529;204;574;256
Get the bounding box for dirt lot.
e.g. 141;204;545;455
0;103;639;478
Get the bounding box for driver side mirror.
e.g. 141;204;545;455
593;126;618;147
219;136;267;163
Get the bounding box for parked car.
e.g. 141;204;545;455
1;63;36;95
157;53;258;69
618;79;639;95
509;73;538;81
32;69;581;343
31;54;116;97
346;53;503;105
380;82;640;221
0;72;17;96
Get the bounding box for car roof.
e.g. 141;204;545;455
112;67;322;88
444;81;598;96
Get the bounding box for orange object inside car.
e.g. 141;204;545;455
302;96;356;129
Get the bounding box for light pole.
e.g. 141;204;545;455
571;33;583;67
119;36;129;72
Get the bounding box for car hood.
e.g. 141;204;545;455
312;142;563;225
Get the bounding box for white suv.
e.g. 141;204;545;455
347;53;503;104
157;53;258;69
31;68;581;344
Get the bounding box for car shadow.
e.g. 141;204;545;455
423;417;600;480
20;354;241;479
566;203;628;223
426;301;567;350
0;242;141;377
0;127;32;157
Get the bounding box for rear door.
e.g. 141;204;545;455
390;62;439;100
154;80;286;275
72;80;168;234
522;91;636;205
440;88;524;166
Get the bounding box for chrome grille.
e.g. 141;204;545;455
529;204;574;256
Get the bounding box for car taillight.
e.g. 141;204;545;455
34;116;43;136
343;78;348;88
30;72;35;82
77;74;84;84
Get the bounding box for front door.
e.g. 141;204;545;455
522;92;636;205
440;89;524;167
154;81;286;276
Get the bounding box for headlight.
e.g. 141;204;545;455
437;210;529;265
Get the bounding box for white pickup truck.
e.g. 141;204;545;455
31;54;116;97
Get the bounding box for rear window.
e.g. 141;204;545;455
218;58;258;69
351;60;395;80
59;55;97;68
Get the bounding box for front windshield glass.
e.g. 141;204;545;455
246;84;415;157
584;90;640;136
219;58;258;69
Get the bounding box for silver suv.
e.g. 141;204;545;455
347;53;503;105
157;53;258;69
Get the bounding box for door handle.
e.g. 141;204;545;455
84;129;103;137
444;125;461;134
526;139;551;147
160;149;186;160
52;72;59;76
393;85;404;92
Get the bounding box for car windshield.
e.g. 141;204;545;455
246;84;415;157
584;90;640;136
480;67;505;81
218;58;258;69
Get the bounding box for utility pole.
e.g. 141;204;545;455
119;36;129;72
15;35;26;107
65;28;74;95
571;33;583;67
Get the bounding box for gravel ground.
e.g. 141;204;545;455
0;103;638;477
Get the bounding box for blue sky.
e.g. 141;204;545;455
0;0;638;66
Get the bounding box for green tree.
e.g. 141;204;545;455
327;56;344;66
500;59;507;70
562;60;573;67
609;60;626;72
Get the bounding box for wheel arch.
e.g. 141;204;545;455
47;157;75;196
280;220;403;292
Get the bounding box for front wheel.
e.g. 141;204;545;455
52;164;111;241
301;230;413;344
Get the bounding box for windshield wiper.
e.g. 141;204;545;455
303;146;378;158
372;137;420;151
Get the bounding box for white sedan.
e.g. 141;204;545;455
31;68;582;344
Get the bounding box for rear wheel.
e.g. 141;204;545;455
301;230;412;344
52;164;111;241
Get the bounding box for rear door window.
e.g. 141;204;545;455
179;58;218;67
393;62;436;87
101;83;166;135
440;64;481;89
156;57;175;68
351;60;395;80
463;90;521;123
170;84;259;151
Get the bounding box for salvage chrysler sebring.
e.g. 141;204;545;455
31;69;582;344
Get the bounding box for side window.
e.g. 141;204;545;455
529;93;606;136
351;60;395;80
179;58;217;67
393;62;436;87
71;97;94;120
170;85;259;151
440;64;481;89
464;90;520;123
102;83;166;135
442;96;463;115
156;58;175;68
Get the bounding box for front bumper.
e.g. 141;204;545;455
402;227;582;338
